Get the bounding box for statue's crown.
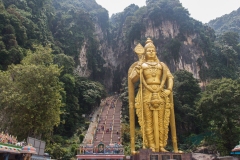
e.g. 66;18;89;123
144;38;155;49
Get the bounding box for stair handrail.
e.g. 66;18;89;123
110;96;120;144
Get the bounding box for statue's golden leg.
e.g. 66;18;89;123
163;108;170;147
153;110;159;152
143;102;155;151
158;106;165;151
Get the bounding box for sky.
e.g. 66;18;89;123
95;0;240;23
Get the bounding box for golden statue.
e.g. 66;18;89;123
128;38;178;153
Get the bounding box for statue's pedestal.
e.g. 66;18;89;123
132;149;192;160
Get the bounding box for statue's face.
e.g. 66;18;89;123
145;47;156;60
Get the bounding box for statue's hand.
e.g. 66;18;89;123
137;61;143;67
163;89;171;96
135;62;142;73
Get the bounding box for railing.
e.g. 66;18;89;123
110;96;119;144
79;143;124;155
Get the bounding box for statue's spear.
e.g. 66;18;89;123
128;43;145;154
134;43;145;148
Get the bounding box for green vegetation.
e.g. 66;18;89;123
197;78;240;155
173;70;202;137
0;0;109;158
0;0;240;158
208;8;240;36
0;45;63;140
109;0;219;82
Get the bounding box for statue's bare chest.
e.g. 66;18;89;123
142;62;162;77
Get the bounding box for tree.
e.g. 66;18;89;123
197;78;240;154
45;143;68;159
51;53;81;137
54;73;82;137
119;77;129;122
53;54;75;75
220;32;239;48
0;45;64;140
221;45;238;69
77;77;106;114
173;70;201;137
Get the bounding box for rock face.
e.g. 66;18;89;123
143;20;205;79
73;1;214;91
75;18;210;90
144;20;180;38
94;23;116;68
76;41;91;77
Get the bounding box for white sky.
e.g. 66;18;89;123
95;0;240;23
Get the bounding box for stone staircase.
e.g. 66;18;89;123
93;96;122;146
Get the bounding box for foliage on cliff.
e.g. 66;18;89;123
206;8;240;81
1;0;240;157
110;0;240;88
208;7;240;36
0;0;108;83
51;0;108;82
0;1;107;158
109;0;220;86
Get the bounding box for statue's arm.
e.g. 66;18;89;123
161;62;174;92
129;65;140;83
167;69;174;91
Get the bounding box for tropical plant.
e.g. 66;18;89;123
197;78;240;154
0;45;64;140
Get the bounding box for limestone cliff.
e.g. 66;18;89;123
75;41;91;77
67;0;215;90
